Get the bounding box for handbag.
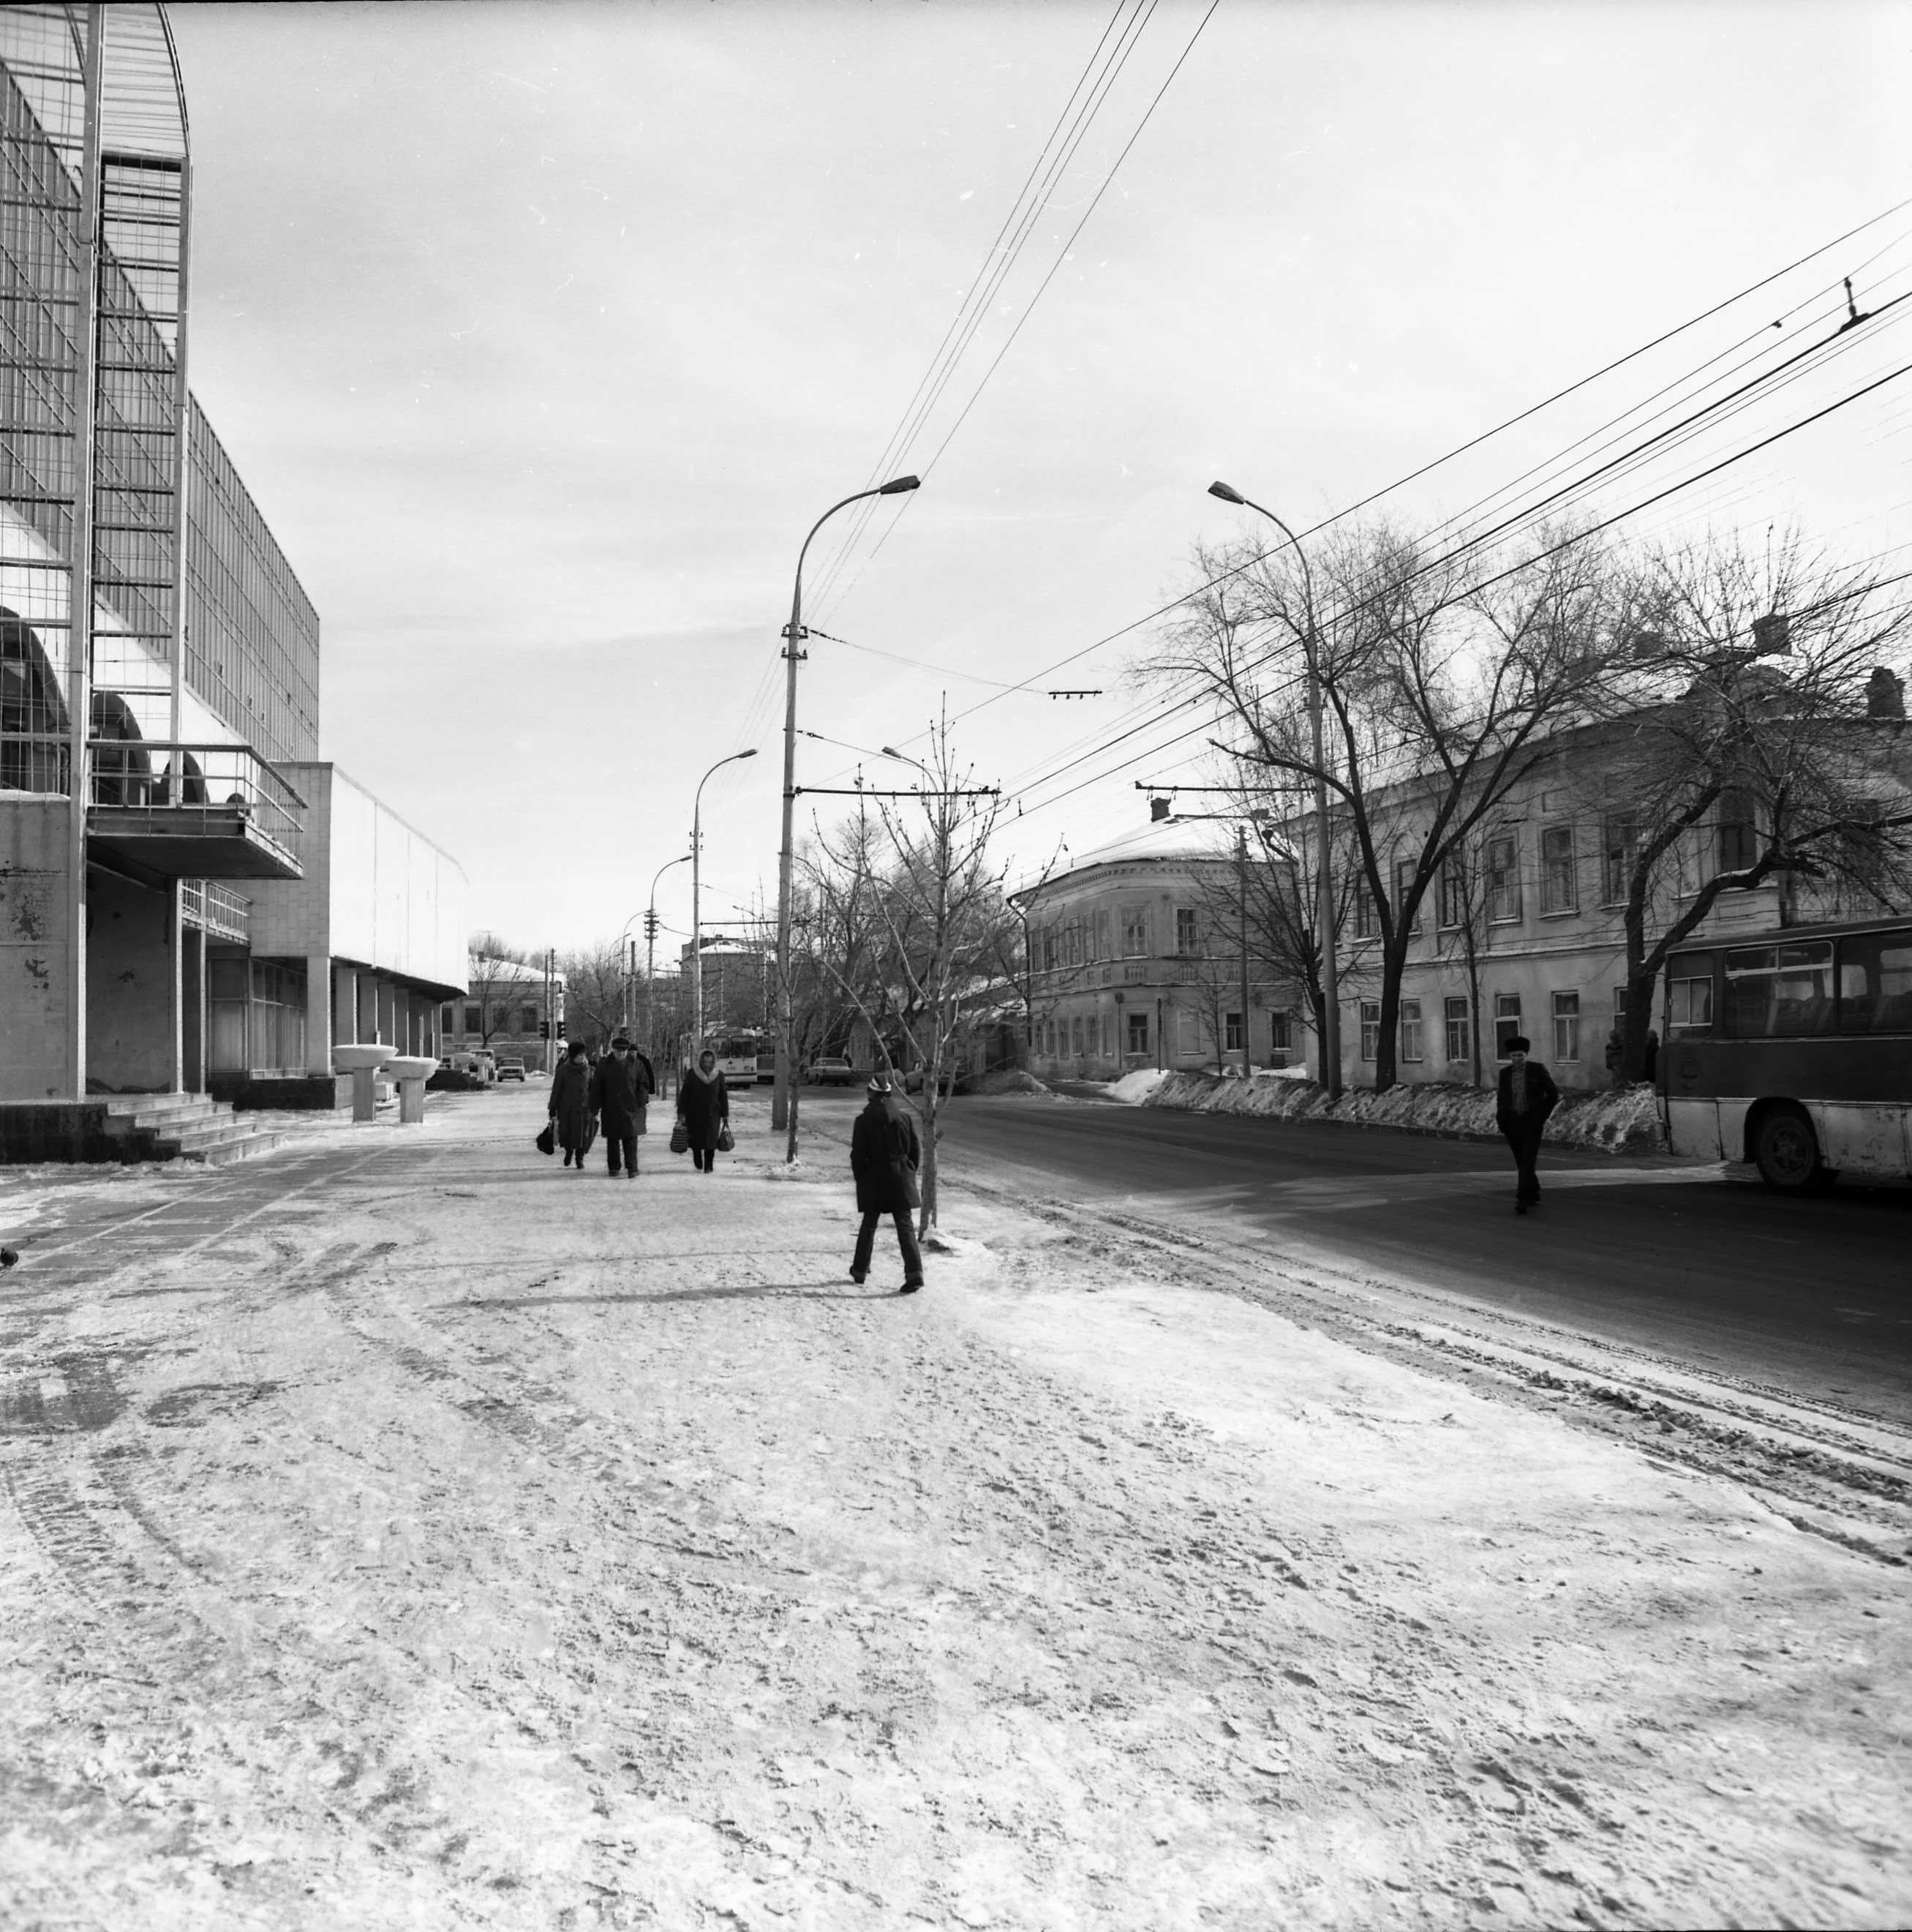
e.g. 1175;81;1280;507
717;1122;735;1154
535;1120;555;1157
669;1119;689;1155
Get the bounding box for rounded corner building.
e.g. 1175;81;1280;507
1;4;467;1160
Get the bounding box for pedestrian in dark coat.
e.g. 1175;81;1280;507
677;1046;729;1173
549;1042;595;1170
849;1077;925;1293
590;1034;654;1179
1494;1035;1560;1213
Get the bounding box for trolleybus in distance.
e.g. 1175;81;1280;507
688;1031;771;1086
1658;913;1912;1190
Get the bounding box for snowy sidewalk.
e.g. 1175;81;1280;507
1;1089;1907;1929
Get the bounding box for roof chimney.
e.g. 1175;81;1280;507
1865;666;1905;720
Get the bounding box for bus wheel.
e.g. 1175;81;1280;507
1753;1105;1822;1192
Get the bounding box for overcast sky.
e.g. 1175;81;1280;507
165;0;1912;956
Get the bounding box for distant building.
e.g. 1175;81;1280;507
0;9;464;1151
1012;825;1295;1082
439;956;565;1073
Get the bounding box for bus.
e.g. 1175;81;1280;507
1659;914;1912;1190
690;1031;772;1086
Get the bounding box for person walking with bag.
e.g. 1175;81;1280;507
677;1044;729;1174
590;1034;654;1179
1494;1034;1560;1214
849;1075;925;1294
549;1040;595;1172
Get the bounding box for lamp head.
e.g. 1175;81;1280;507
736;748;759;760
878;474;922;495
1207;480;1246;505
880;745;903;759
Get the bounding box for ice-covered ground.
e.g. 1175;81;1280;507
1;1092;1905;1928
1118;1069;1667;1153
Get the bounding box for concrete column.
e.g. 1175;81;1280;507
334;964;357;1048
306;950;332;1076
181;921;205;1093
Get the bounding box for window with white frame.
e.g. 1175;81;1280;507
1270;1009;1292;1052
1175;907;1199;954
1494;992;1522;1059
1126;1010;1149;1054
1552;989;1581;1061
1121;905;1150;957
1444;996;1471;1063
1602;812;1638;906
1400;998;1423;1061
1437;849;1467;930
1540;824;1576;914
1225;1011;1243;1051
1486;833;1521;923
1353;878;1377;939
1071;1016;1084;1056
1395;857;1420;933
1360;1000;1381;1061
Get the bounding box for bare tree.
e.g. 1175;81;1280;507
1155;519;1622;1089
805;721;1010;1226
557;938;628;1050
465;931;533;1053
1587;528;1912;1080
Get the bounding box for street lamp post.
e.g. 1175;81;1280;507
1207;481;1341;1098
693;751;756;1049
773;474;922;1152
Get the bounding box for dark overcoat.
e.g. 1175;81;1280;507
677;1065;729;1150
851;1096;922;1214
590;1053;654;1138
549;1058;595;1154
1494;1061;1560;1137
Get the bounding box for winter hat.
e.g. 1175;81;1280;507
867;1076;893;1095
611;1035;633;1050
1507;1035;1531;1053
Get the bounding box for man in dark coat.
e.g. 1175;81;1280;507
849;1076;925;1293
1494;1034;1560;1214
589;1034;654;1179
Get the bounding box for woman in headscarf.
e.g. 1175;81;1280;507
676;1044;729;1173
549;1040;595;1170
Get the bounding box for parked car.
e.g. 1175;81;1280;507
496;1057;526;1082
805;1056;859;1086
902;1067;956;1096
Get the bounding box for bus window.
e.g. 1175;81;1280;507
1723;941;1834;1037
1837;932;1912;1034
1666;952;1714;1034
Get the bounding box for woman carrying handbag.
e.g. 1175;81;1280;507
677;1045;729;1173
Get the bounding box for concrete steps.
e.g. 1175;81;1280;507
101;1094;284;1166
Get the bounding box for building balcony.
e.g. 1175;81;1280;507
86;740;304;881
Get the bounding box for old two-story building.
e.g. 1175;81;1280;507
1012;824;1299;1083
1268;701;1911;1094
0;7;465;1156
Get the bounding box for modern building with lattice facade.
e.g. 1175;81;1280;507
0;5;465;1150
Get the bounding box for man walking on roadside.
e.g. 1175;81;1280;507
848;1076;925;1294
590;1034;654;1180
1495;1034;1560;1214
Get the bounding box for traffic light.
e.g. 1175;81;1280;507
538;1020;550;1040
644;909;659;940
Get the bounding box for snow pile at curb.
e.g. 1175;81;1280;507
1142;1070;1666;1152
1107;1067;1173;1105
960;1069;1053;1098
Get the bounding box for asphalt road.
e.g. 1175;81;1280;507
930;1092;1912;1426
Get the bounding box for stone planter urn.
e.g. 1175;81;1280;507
334;1042;392;1122
385;1054;437;1126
